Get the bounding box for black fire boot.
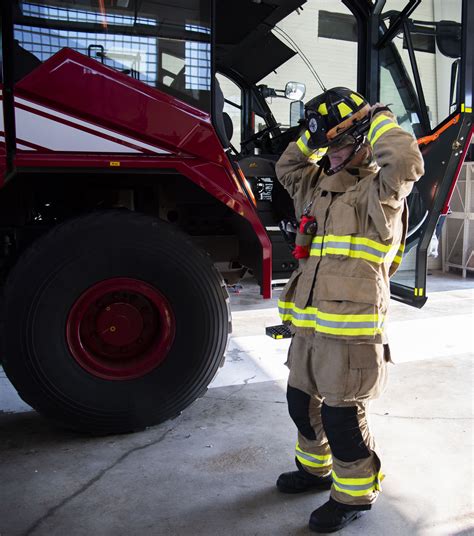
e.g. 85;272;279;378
276;459;332;494
309;498;370;533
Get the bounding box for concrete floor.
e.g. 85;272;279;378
1;270;473;536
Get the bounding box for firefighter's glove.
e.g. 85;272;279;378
292;216;317;259
292;245;310;259
370;103;392;120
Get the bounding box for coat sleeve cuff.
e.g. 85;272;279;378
296;130;313;156
367;113;400;147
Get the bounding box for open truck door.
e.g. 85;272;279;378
350;0;473;307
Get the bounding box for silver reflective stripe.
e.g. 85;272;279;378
300;134;310;151
296;451;329;465
368;118;393;144
316;318;379;329
279;308;316;321
324;241;386;259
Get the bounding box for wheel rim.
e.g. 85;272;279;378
66;278;175;380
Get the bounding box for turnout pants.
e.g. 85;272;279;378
286;334;389;509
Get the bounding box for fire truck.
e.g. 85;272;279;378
0;0;472;434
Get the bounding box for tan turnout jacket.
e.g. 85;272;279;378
276;111;425;343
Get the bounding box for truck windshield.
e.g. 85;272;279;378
12;0;212;111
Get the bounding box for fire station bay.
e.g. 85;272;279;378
0;1;473;535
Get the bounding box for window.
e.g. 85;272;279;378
216;73;242;147
13;0;212;110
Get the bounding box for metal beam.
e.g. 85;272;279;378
377;0;420;49
403;19;431;132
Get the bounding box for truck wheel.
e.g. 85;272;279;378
1;211;231;434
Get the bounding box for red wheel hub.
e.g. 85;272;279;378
67;278;175;380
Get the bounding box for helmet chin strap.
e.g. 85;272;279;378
321;140;363;176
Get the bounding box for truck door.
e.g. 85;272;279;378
356;0;473;307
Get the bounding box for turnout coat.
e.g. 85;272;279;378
276;111;425;344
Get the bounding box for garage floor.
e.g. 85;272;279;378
1;270;473;536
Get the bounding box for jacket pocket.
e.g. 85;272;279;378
315;274;385;341
294;256;320;309
315;274;381;306
344;344;387;401
330;202;359;235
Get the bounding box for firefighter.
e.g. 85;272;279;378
275;87;424;532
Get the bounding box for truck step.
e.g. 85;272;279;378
265;324;292;339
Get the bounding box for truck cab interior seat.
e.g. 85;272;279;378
214;78;234;149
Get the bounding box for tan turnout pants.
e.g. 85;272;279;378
286;334;389;508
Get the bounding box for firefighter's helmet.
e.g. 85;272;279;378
305;87;371;148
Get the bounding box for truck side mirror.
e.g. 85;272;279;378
436;21;462;59
290;101;304;127
285;82;306;101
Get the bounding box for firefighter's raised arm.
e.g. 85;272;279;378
368;106;425;202
275;130;320;203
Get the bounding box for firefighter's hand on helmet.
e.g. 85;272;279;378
370;103;392;120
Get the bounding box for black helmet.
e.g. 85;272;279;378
305;87;370;149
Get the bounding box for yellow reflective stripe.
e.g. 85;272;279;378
338;102;353;118
392;244;405;265
318;103;328;115
296;130;312;156
296;139;312;156
317;326;383;336
461;103;472;113
308;147;328;163
370;122;399;145
278;300;318;314
350;93;364;106
414;287;424;297
295;443;332;467
284;317;315;328
332;471;384;497
368;114;390;139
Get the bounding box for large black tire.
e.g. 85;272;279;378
1;211;231;434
